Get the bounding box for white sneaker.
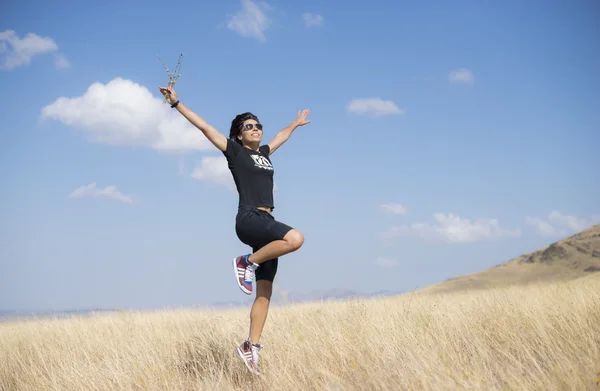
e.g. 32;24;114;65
236;339;262;375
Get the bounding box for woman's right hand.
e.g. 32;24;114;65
158;86;178;105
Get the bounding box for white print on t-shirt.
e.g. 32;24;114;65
250;154;274;171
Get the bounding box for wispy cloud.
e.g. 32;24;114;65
347;98;406;117
227;0;271;41
383;213;520;243
68;183;134;204
190;156;236;191
40;77;213;154
302;13;324;28
449;68;475;84
0;29;69;70
380;203;407;215
525;210;600;237
53;53;70;69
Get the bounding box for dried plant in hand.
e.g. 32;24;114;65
156;53;183;103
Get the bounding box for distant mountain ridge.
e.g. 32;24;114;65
1;289;400;322
206;288;400;309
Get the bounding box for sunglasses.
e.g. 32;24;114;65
244;123;263;131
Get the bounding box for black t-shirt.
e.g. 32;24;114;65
222;138;275;209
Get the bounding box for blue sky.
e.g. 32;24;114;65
1;0;599;312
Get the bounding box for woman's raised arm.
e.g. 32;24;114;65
159;86;228;152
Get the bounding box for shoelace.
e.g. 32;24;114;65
251;343;263;366
244;263;258;283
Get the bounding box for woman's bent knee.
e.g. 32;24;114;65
285;229;304;251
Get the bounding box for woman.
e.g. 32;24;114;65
159;86;310;375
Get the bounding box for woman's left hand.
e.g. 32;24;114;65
294;109;311;126
158;86;178;105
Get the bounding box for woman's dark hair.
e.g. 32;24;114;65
229;112;259;145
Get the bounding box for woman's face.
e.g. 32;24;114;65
238;119;263;144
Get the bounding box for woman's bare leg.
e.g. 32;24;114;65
249;280;273;344
248;229;304;265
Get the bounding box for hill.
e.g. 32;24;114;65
419;224;600;294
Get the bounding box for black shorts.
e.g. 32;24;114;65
235;206;293;282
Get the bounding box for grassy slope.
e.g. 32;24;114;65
418;224;600;294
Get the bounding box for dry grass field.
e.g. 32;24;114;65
1;272;599;390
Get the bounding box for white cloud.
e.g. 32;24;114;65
69;183;134;204
524;217;557;237
525;210;600;237
190;156;236;191
40;77;212;154
384;213;520;243
190;155;278;193
302;13;324;28
380;203;407;215
0;29;69;70
449;68;474;84
227;0;271;41
347;98;406;117
374;257;399;268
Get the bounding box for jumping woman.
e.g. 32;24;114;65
158;86;310;375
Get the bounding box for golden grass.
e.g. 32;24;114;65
2;274;600;390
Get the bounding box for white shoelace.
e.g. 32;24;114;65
244;263;258;283
252;343;263;367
